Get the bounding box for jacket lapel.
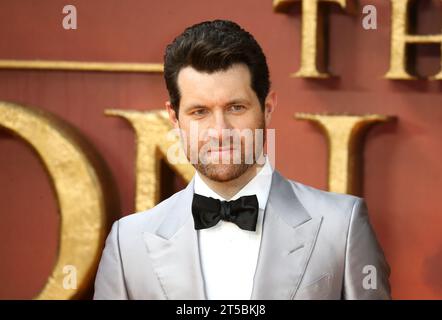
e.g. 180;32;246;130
142;177;206;299
141;170;322;300
251;171;323;299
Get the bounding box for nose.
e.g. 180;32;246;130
206;110;232;143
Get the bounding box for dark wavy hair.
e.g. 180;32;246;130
163;20;270;116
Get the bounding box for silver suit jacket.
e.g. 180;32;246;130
93;170;391;300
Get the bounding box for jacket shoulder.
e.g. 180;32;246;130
286;178;363;221
116;187;187;235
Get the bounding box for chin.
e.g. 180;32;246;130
195;163;252;182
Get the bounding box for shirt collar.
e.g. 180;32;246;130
193;156;274;210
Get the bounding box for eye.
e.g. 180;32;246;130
229;105;246;112
191;108;208;116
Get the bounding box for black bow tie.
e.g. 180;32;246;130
191;193;259;231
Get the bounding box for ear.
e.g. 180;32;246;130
165;101;179;129
264;90;276;127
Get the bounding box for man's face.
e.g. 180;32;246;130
166;63;275;182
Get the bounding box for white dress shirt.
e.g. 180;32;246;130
193;157;273;300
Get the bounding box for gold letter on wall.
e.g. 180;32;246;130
273;0;351;78
296;113;394;195
386;0;442;80
0;101;113;299
105;109;194;212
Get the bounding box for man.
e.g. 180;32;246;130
94;20;391;300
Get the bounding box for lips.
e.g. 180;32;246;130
207;145;239;154
209;147;235;152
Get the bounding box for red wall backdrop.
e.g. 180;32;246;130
0;0;441;299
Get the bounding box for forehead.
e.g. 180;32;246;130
176;64;254;107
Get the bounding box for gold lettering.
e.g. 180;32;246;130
295;113;394;195
0;101;113;299
274;0;352;78
386;0;442;80
105;109;194;211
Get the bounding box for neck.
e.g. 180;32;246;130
198;162;265;200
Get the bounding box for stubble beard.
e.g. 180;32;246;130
193;118;266;183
